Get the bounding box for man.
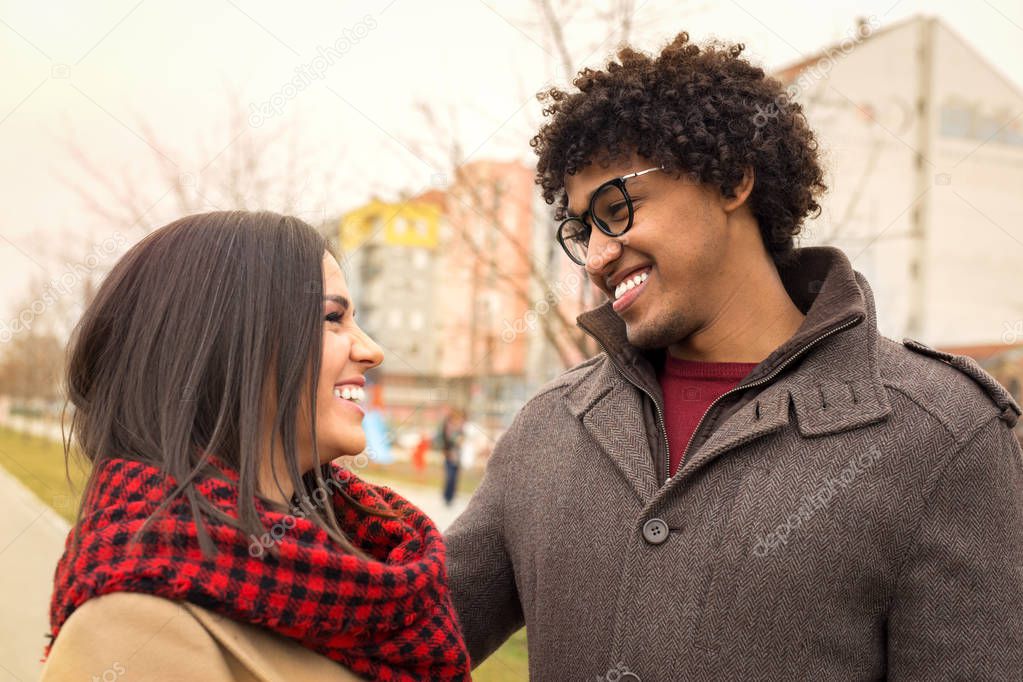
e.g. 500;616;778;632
444;31;1023;680
439;407;466;506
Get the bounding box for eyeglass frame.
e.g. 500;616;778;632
556;166;665;266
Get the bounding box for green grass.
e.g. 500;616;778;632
474;629;529;680
0;426;529;680
0;426;88;522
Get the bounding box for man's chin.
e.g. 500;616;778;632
624;314;685;351
624;322;661;351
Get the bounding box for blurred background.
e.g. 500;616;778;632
1;0;1021;679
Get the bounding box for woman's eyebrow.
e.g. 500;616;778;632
323;295;350;311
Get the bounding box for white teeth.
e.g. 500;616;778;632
614;271;649;300
333;386;364;402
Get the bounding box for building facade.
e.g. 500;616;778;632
338;161;553;433
779;15;1023;347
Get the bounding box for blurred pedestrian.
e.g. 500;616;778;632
438;407;466;506
411;431;430;473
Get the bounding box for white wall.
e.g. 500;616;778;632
797;17;1023;345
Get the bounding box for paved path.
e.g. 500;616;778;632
0;467;70;682
0;452;468;682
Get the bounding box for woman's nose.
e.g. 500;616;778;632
352;330;384;369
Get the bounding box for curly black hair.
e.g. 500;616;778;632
531;31;826;267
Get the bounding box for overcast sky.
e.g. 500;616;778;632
2;0;1021;321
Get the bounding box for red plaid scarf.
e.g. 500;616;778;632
46;456;471;681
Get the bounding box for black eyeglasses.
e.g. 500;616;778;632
557;166;663;266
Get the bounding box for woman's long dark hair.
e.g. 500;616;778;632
63;210;391;558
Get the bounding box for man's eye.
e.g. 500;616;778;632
567;223;590;243
607;202;629;219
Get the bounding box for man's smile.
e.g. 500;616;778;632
611;266;652;312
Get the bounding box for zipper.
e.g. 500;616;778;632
581;313;864;486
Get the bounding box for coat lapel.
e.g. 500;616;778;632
662;298;892;499
566;360;659;503
184;602;366;681
678;384;792;478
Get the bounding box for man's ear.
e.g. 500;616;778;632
721;166;755;213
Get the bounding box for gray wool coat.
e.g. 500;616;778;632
444;246;1023;681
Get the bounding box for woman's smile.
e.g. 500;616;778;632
332;384;366;417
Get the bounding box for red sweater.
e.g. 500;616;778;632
658;355;759;478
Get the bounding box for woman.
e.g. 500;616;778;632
41;211;471;681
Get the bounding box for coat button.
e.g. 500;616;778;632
620;673;641;681
642;518;669;545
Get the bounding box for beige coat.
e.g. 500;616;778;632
40;592;365;681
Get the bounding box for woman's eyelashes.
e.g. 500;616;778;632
326;309;359;325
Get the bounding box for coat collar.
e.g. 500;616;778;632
182;601;366;681
566;246;892;501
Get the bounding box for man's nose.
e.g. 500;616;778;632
584;232;623;279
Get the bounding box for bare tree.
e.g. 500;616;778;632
400;1;683;374
0;96;360;414
61;96;353;250
0;279;68;407
407;104;595;369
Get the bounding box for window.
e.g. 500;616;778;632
412;249;428;269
